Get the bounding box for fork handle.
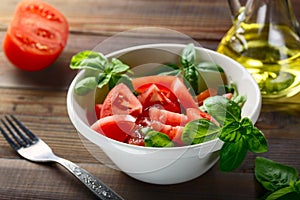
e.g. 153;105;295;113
55;157;124;200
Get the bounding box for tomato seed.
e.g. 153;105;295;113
35;43;49;50
36;28;54;39
25;4;61;22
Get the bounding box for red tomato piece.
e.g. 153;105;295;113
3;0;69;71
150;121;184;145
186;108;219;125
132;75;198;110
168;126;184;145
132;75;176;90
95;104;102;119
196;88;217;105
148;107;188;126
170;77;199;109
223;93;233;99
100;83;143;119
137;83;181;113
91;115;137;142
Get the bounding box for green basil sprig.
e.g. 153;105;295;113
255;157;300;200
204;96;268;172
70;50;131;95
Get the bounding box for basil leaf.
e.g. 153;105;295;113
182;119;220;145
219;138;247;172
96;72;106;83
204;96;241;125
110;58;130;74
239;118;268;153
183;66;199;93
246;127;268;153
108;74;122;90
232;95;247;107
195;61;224;73
70;50;108;71
292;180;300;193
219;121;242;142
144;131;174;147
74;76;98;95
98;73;111;89
266;186;298;200
70;51;131;95
180;43;195;68
255;157;299;192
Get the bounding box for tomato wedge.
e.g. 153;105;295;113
186;108;219;125
95;104;102;119
3;0;69;71
100;83;143;118
196;88;217;105
91;115;137;142
132;75;198;110
137;83;181;113
148;107;188;126
150;121;184;145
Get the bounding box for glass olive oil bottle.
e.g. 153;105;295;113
218;0;300;98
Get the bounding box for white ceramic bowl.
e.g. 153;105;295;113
67;44;261;185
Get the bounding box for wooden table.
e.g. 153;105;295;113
0;0;300;199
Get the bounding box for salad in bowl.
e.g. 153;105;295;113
67;43;267;184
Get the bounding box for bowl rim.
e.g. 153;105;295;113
67;43;261;152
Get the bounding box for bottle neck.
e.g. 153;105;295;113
243;0;299;32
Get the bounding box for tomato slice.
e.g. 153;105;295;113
91;115;137;142
186;108;219;125
100;83;143;118
3;0;69;71
148;107;188;126
150;121;184;145
132;75;176;90
95;104;102;120
196;88;217;105
137;83;181;113
132;75;198;110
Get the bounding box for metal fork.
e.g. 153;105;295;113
0;115;124;200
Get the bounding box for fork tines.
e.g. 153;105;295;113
0;115;38;150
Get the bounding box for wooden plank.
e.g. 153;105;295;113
0;0;232;39
0;159;118;200
0;159;263;200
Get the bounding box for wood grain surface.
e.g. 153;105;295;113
0;0;300;199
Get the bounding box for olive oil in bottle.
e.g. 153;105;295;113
218;23;300;98
219;0;300;98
